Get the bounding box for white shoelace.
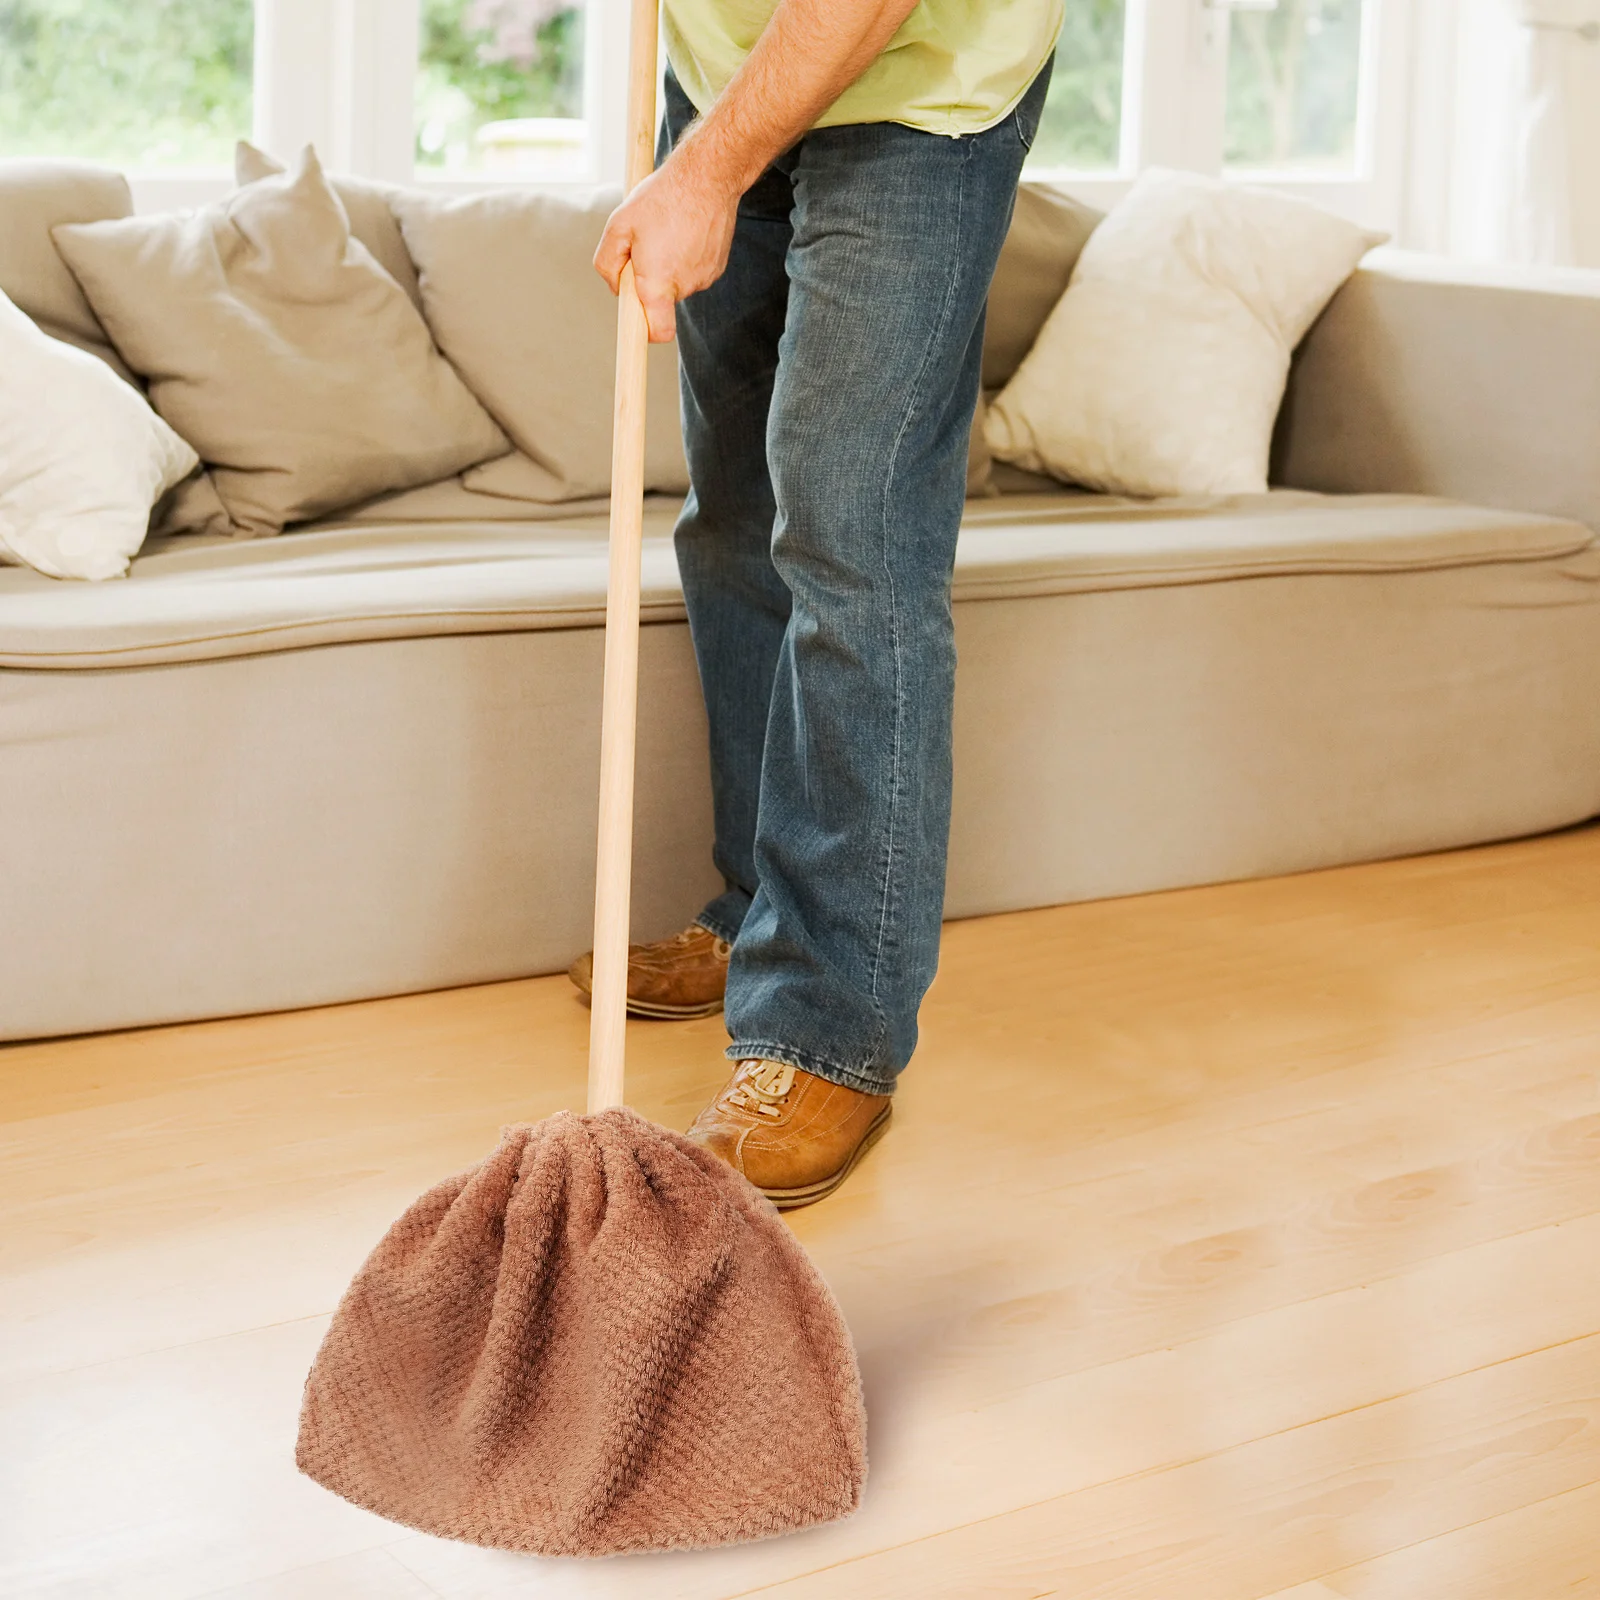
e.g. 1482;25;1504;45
725;1060;795;1119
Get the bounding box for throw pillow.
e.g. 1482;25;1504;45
53;146;508;537
235;142;424;312
153;470;233;540
392;187;688;501
0;286;197;580
462;450;600;505
985;168;1385;498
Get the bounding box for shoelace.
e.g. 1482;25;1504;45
670;927;733;959
724;1060;795;1119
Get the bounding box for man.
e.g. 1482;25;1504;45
575;0;1061;1206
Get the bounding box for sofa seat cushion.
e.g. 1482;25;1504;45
0;489;1589;670
946;489;1589;592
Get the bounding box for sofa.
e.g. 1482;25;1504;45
3;160;1600;1042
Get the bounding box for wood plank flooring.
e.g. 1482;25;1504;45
4;827;1600;1598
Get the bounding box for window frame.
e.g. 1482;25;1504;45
125;0;1410;234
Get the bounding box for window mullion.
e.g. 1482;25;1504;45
1124;0;1226;172
254;0;417;178
585;0;633;186
336;0;421;181
254;0;337;157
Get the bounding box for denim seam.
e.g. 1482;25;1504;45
693;910;742;945
723;1039;897;1098
866;132;974;1022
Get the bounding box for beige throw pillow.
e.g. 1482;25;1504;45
393;187;688;501
154;139;421;541
53;147;508;537
986;168;1383;498
235;142;424;312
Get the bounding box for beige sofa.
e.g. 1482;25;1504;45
4;162;1600;1041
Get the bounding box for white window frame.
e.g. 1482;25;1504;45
126;0;1409;232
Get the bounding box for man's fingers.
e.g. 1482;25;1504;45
592;220;628;294
595;222;676;343
635;280;678;343
597;216;675;338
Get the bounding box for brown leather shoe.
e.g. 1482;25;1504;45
568;924;732;1019
687;1059;892;1209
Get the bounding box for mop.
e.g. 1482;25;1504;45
294;0;867;1557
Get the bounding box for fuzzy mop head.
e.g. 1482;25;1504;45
296;1106;866;1555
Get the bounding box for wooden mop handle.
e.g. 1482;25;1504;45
588;0;661;1114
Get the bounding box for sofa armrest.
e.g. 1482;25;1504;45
1274;251;1600;533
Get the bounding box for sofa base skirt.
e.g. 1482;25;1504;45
6;550;1600;1040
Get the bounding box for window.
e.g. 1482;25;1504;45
1224;0;1367;172
6;0;1411;233
1030;0;1128;171
416;0;585;177
1023;0;1409;228
0;0;252;167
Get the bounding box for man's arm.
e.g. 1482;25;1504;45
593;0;921;341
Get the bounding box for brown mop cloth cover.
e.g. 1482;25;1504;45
296;1106;866;1555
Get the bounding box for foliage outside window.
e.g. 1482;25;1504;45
417;0;584;176
1028;0;1126;171
1225;0;1365;170
0;0;251;166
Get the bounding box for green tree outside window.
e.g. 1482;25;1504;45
1029;0;1127;171
0;0;252;166
1226;0;1365;170
417;0;581;173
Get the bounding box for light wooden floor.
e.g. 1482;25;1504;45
5;828;1600;1600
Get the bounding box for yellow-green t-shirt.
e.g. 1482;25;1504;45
662;0;1064;137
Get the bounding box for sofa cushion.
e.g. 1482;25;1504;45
52;147;509;537
0;157;139;384
0;491;1588;670
392;187;690;501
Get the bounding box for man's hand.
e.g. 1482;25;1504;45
592;0;921;337
593;146;741;343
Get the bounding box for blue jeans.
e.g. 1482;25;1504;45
664;63;1051;1096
